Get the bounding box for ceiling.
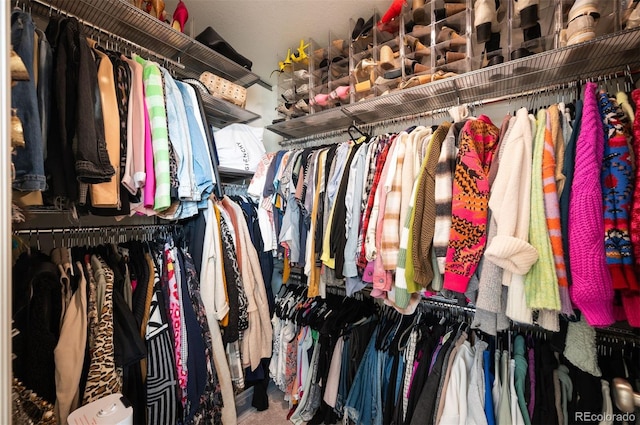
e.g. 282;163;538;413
164;0;391;85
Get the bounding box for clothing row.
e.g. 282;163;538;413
269;284;379;424
11;9;219;219
11;194;275;425
270;284;640;425
247;81;640;333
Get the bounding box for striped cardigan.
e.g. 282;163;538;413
525;109;561;311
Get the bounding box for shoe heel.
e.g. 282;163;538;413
519;4;539;29
445;51;466;63
355;80;372;93
476;21;492;43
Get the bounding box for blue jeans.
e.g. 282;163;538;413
344;328;384;425
12;10;46;191
176;81;214;209
334;336;351;416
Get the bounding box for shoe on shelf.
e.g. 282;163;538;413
566;14;597;46
281;88;295;102
474;0;500;43
404;34;431;57
485;31;501;52
434;3;467;21
352;15;375;41
379;45;397;71
399;73;434;89
623;0;640;28
351;17;365;41
293;69;309;81
379;0;406;27
523;21;541;41
483;53;504;68
11;49;29;81
445;51;466;63
171;0;188;32
310;92;331;107
330;85;351;101
413;3;430;25
412;0;425;10
567;0;600;23
432;69;457;80
627;1;640;28
436;26;467;48
278;48;293;72
195;26;253;70
293;98;310;114
292;39;310;63
514;0;539;29
510;47;533;59
403;59;430;74
276;103;296;117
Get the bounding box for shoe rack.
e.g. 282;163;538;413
28;0;265;129
269;1;640;140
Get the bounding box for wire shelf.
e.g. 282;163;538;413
200;92;260;128
267;108;356;140
29;0;265;88
268;27;640;141
28;0;263;127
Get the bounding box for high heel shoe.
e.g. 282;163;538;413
310;92;331;107
353;58;376;92
278;48;293;72
379;0;406;27
171;0;188;32
146;0;165;20
330;85;351;101
292;39;310;63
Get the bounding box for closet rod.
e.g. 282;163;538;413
12;223;180;235
28;0;185;71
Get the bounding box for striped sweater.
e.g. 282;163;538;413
134;55;171;211
544;106;571;315
412;122;452;288
525;109;561;312
433;121;467;274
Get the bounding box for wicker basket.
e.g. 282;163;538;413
199;71;247;108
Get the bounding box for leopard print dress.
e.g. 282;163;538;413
83;255;122;403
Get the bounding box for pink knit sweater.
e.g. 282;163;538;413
568;82;614;326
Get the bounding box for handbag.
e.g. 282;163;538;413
199;71;247;108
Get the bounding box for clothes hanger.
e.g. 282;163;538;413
347;123;370;142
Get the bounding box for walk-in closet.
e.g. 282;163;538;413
4;0;640;424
